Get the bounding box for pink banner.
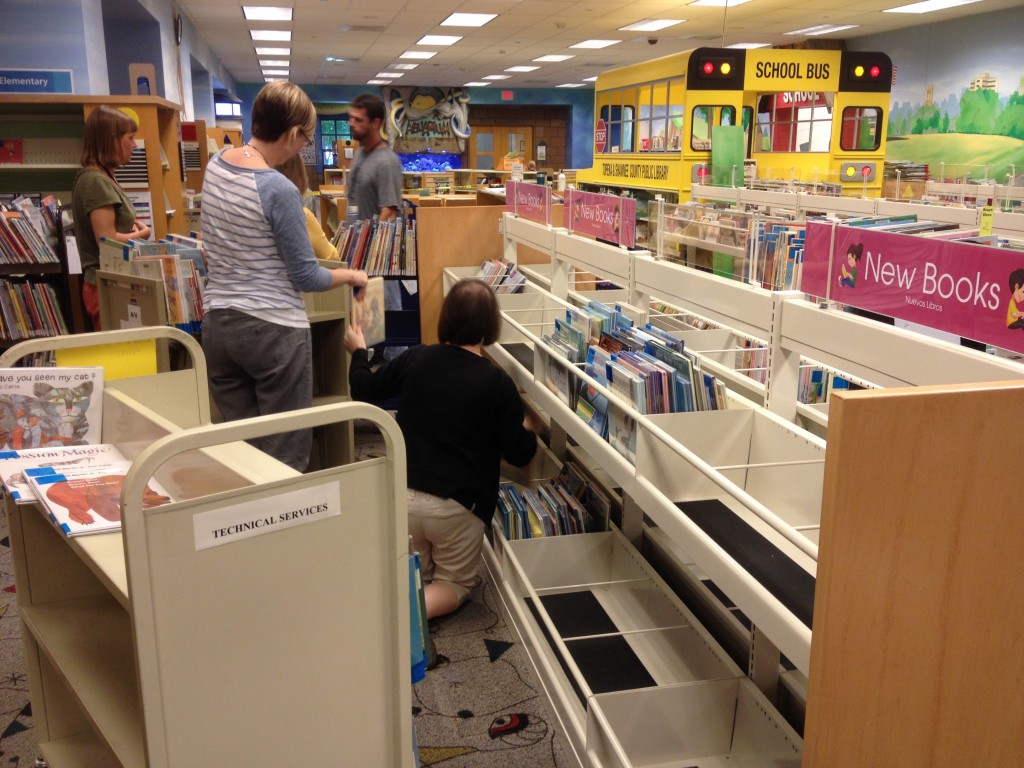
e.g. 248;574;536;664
505;181;551;225
564;188;637;248
803;221;1024;354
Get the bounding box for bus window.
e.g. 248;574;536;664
691;106;735;151
841;107;882;151
755;92;833;153
599;99;636;153
668;79;685;150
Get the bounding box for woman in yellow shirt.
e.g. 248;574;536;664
275;154;339;261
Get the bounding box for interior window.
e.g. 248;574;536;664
754;92;833;153
840;107;882;151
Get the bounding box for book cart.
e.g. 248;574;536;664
464;208;1024;768
2;326;415;767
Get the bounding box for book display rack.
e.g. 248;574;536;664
2;326;414;767
467;209;1024;767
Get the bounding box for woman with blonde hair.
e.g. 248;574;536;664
72;105;152;329
275;153;339;260
201;80;367;470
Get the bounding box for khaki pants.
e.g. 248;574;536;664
407;489;485;609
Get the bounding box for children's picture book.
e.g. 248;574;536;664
0;367;103;450
350;276;386;347
0;443;127;504
26;461;173;537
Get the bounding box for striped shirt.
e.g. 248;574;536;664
201;150;333;327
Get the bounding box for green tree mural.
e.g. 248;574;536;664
957;89;1001;134
911;104;940;134
994;92;1024;140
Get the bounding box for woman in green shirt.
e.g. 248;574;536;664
72;106;152;329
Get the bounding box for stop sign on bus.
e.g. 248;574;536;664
595;119;607;153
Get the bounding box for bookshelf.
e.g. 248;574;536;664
2;326;414;768
0;95;189;342
474;211;1024;767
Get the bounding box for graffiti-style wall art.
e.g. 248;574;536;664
852;7;1024;184
382;86;471;154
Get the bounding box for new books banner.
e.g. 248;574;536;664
505;181;551;225
564;189;637;248
802;222;1024;354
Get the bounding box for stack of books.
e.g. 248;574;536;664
496;460;613;540
336;215;415;276
0;196;60;265
475;258;527;293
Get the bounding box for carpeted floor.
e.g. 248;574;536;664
0;430;574;768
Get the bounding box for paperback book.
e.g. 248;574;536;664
350;276;386;347
0;367;103;450
0;443;127;504
26;460;173;537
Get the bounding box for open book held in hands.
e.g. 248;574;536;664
350;276;386;347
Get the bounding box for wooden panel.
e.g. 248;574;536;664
805;380;1024;767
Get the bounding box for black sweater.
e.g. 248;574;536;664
349;344;537;524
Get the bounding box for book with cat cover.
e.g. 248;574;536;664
0;442;127;504
350;276;386;347
0;367;103;450
26;461;173;537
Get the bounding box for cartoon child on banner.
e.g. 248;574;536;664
1006;268;1024;330
838;242;863;288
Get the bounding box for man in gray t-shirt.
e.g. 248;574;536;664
347;93;404;222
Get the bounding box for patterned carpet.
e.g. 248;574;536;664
0;429;575;768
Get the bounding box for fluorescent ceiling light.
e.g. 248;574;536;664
325;56;346;63
392;63;418;70
262;69;289;76
367;80;391;85
259;60;289;67
689;0;752;5
484;75;511;80
557;83;587;88
400;50;437;59
255;47;290;56
583;76;598;82
534;55;575;62
619;19;685;31
464;81;491;87
377;72;403;78
250;30;291;41
727;42;770;48
505;66;540;72
884;0;979;12
785;23;859;34
265;77;277;82
243;6;292;21
417;35;462;46
570;39;621;49
443;12;497;27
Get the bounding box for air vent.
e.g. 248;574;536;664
345;25;386;33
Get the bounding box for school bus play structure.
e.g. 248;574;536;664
576;46;893;201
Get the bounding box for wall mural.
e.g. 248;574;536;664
382;86;471;154
852;7;1024;185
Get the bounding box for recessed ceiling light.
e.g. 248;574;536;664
618;19;685;31
367;80;391;85
484;75;511;80
465;81;491;87
417;35;462;46
884;0;979;11
557;83;587;88
726;42;770;48
377;72;403;78
325;56;346;63
443;12;497;27
262;69;289;76
400;51;437;59
255;47;290;56
243;6;292;21
534;54;575;62
505;66;540;72
393;63;418;70
570;40;621;49
259;60;289;67
250;30;291;41
785;23;859;35
689;0;752;6
583;76;598;82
